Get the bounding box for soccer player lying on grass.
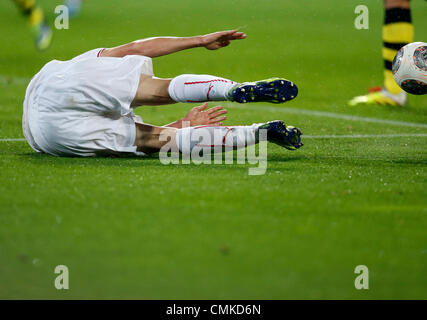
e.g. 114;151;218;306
23;30;303;157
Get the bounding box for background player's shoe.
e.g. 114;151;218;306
33;21;52;51
348;88;407;106
258;120;303;150
229;78;298;104
64;0;83;18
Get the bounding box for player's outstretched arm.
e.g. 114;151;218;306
100;30;246;58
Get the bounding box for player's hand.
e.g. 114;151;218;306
200;30;246;50
183;103;227;126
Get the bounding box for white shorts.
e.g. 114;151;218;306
22;48;154;157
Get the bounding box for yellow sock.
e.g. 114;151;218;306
14;0;36;11
382;8;414;95
29;7;44;27
13;0;44;27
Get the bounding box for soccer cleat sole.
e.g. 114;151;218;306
232;78;298;104
283;125;303;150
261;120;303;150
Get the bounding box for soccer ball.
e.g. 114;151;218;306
392;42;427;95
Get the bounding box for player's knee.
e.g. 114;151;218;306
132;76;173;106
152;78;173;100
384;0;410;9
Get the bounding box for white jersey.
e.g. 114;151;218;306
22;48;153;156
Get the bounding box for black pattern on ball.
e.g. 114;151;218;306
413;46;427;71
392;47;404;75
401;79;427;95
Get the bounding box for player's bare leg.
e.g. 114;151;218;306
384;0;409;9
134;123;176;154
131;75;175;106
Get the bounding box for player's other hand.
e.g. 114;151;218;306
183;103;227;126
200;30;246;50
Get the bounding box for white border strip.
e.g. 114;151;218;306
0;138;26;142
228;104;427;129
304;133;427;139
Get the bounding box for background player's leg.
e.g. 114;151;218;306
348;0;413;106
64;0;84;18
383;0;413;95
12;0;52;50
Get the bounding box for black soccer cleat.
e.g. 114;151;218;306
258;120;303;150
229;78;298;104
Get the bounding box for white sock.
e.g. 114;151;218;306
168;74;238;103
175;124;261;154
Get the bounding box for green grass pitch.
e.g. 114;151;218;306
0;0;426;299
